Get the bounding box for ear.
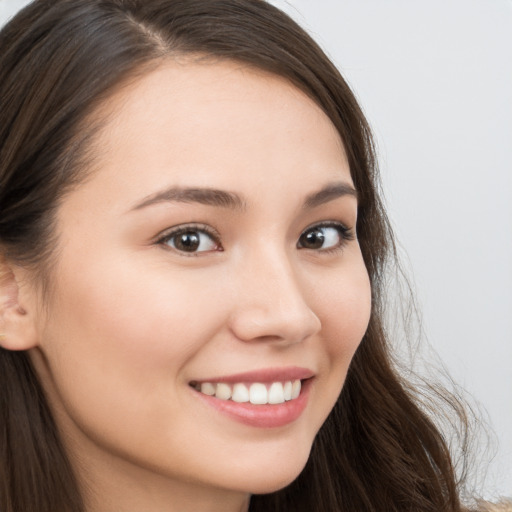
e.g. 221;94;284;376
0;256;39;351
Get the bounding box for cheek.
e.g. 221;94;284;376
318;260;371;353
40;253;230;413
33;239;372;493
36;253;240;474
309;255;371;400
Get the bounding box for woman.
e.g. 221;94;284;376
0;1;504;511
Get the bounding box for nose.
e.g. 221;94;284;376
228;250;321;345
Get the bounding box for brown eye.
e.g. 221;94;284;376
163;228;219;253
299;228;326;249
298;224;350;251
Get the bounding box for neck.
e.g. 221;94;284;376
80;455;251;512
34;361;251;512
56;420;251;512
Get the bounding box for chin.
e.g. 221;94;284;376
224;447;312;495
245;472;303;495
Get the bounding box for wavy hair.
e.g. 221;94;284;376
0;1;470;510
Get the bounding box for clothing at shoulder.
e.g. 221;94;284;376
474;499;512;512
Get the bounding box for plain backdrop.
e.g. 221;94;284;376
2;0;511;500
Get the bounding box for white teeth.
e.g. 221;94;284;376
268;382;285;404
291;379;301;399
249;383;268;404
200;382;216;396
232;383;250;403
283;381;293;401
215;383;232;400
195;379;303;404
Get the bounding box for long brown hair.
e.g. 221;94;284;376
0;1;470;510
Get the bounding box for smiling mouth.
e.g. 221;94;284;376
189;379;305;405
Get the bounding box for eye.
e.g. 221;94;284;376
158;225;221;254
297;223;353;252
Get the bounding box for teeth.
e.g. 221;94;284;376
215;383;232;400
291;379;301;399
283;381;293;401
268;382;285;404
249;383;268;404
196;379;303;404
232;383;249;403
200;382;216;396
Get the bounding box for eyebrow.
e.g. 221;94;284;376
129;181;357;213
130;187;246;212
302;182;358;209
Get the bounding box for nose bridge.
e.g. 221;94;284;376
229;242;321;344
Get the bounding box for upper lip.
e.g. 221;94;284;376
190;366;315;384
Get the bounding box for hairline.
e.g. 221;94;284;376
31;51;350;306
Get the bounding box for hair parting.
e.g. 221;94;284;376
0;1;478;511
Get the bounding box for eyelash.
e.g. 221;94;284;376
156;221;355;256
298;221;355;254
156;223;222;256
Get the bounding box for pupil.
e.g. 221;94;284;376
303;229;324;249
177;231;200;251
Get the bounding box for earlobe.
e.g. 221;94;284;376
0;257;39;351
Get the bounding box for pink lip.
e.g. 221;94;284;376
189;367;314;429
190;366;315;384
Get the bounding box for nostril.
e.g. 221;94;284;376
228;303;320;345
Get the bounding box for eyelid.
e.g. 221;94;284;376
153;220;355;255
155;223;222;254
300;220;354;237
297;220;355;252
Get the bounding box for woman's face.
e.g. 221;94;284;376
29;60;371;503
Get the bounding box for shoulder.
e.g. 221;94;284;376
471;499;512;512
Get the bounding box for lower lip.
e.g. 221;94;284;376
192;379;312;428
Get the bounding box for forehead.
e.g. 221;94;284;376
72;59;351;211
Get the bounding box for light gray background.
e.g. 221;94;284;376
2;0;511;499
274;0;512;499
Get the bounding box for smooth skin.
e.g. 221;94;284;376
1;60;371;512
